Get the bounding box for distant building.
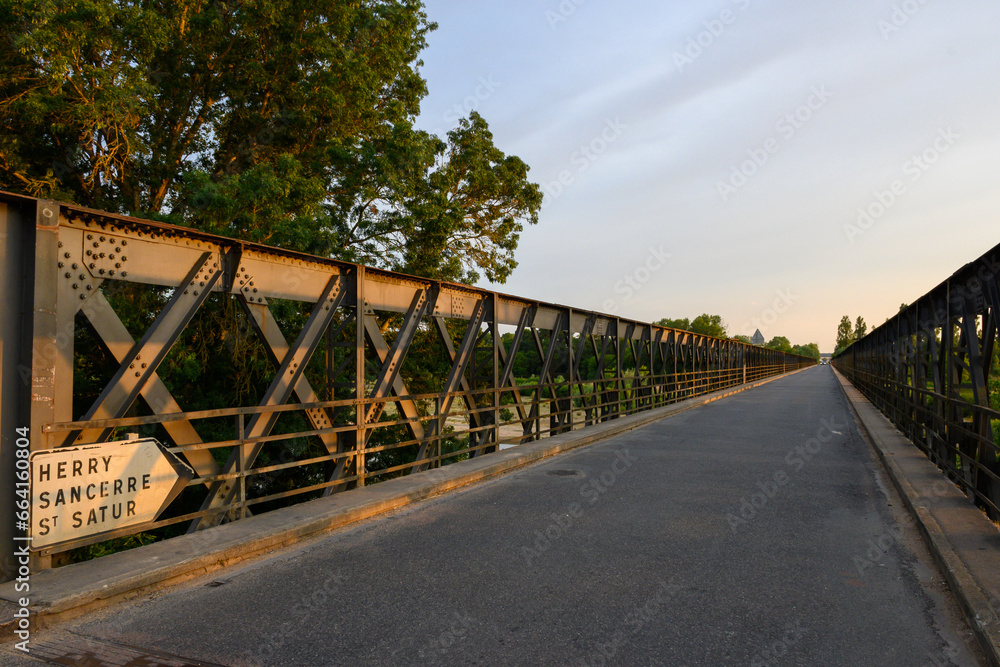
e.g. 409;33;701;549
751;329;765;346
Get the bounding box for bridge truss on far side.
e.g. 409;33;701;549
834;241;1000;521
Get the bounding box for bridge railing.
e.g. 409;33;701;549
0;193;813;576
833;241;1000;520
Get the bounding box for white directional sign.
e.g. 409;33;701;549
30;438;194;550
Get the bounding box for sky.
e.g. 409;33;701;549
413;0;1000;352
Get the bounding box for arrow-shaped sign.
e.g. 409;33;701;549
30;437;194;550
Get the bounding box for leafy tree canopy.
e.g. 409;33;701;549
853;316;867;341
835;315;854;354
690;313;727;338
655;314;727;339
0;0;541;283
791;342;821;361
766;335;792;353
655;317;691;331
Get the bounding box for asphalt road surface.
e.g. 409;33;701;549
2;366;985;666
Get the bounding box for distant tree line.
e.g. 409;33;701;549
657;314;820;361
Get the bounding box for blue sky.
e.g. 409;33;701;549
414;0;1000;351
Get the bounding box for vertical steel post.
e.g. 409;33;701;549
235;414;246;521
566;308;574;432
491;296;500;449
0;199;34;580
28;201;62;572
355;267;366;486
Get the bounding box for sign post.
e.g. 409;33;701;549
29;438;194;550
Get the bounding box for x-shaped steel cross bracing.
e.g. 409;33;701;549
239;297;357;496
423;301;488;468
192;275;346;529
495;305;536;442
362;290;430;441
530;313;571;435
65;251;224;447
82;291;219;479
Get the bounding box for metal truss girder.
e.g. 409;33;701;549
48;201;829;357
434;303;487;423
29;202;64;451
496;344;531;424
571;315;596;380
243;278;346;445
500;305;535;389
83;291;218;478
240;298;342;452
357;292;429;468
533;313;567;399
52;224;100;427
232;248;343;305
63;214;225;292
67;250;224;446
359;320;425;442
833;241;1000;521
419;305;488;469
193;275;346;528
364;289;430;426
651;329;665;374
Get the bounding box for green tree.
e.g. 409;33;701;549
655;317;691;331
393;113;541;283
0;0;540;283
792;343;821;361
835;315;854;354
853;316;867;341
655;314;726;338
766;336;793;353
690;313;727;338
732;334;752;344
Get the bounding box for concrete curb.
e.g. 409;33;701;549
832;368;1000;667
0;367;812;641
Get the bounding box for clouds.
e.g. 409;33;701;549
415;0;1000;350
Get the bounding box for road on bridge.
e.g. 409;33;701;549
2;367;985;666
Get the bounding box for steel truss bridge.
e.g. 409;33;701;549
834;240;1000;521
0;193;813;577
